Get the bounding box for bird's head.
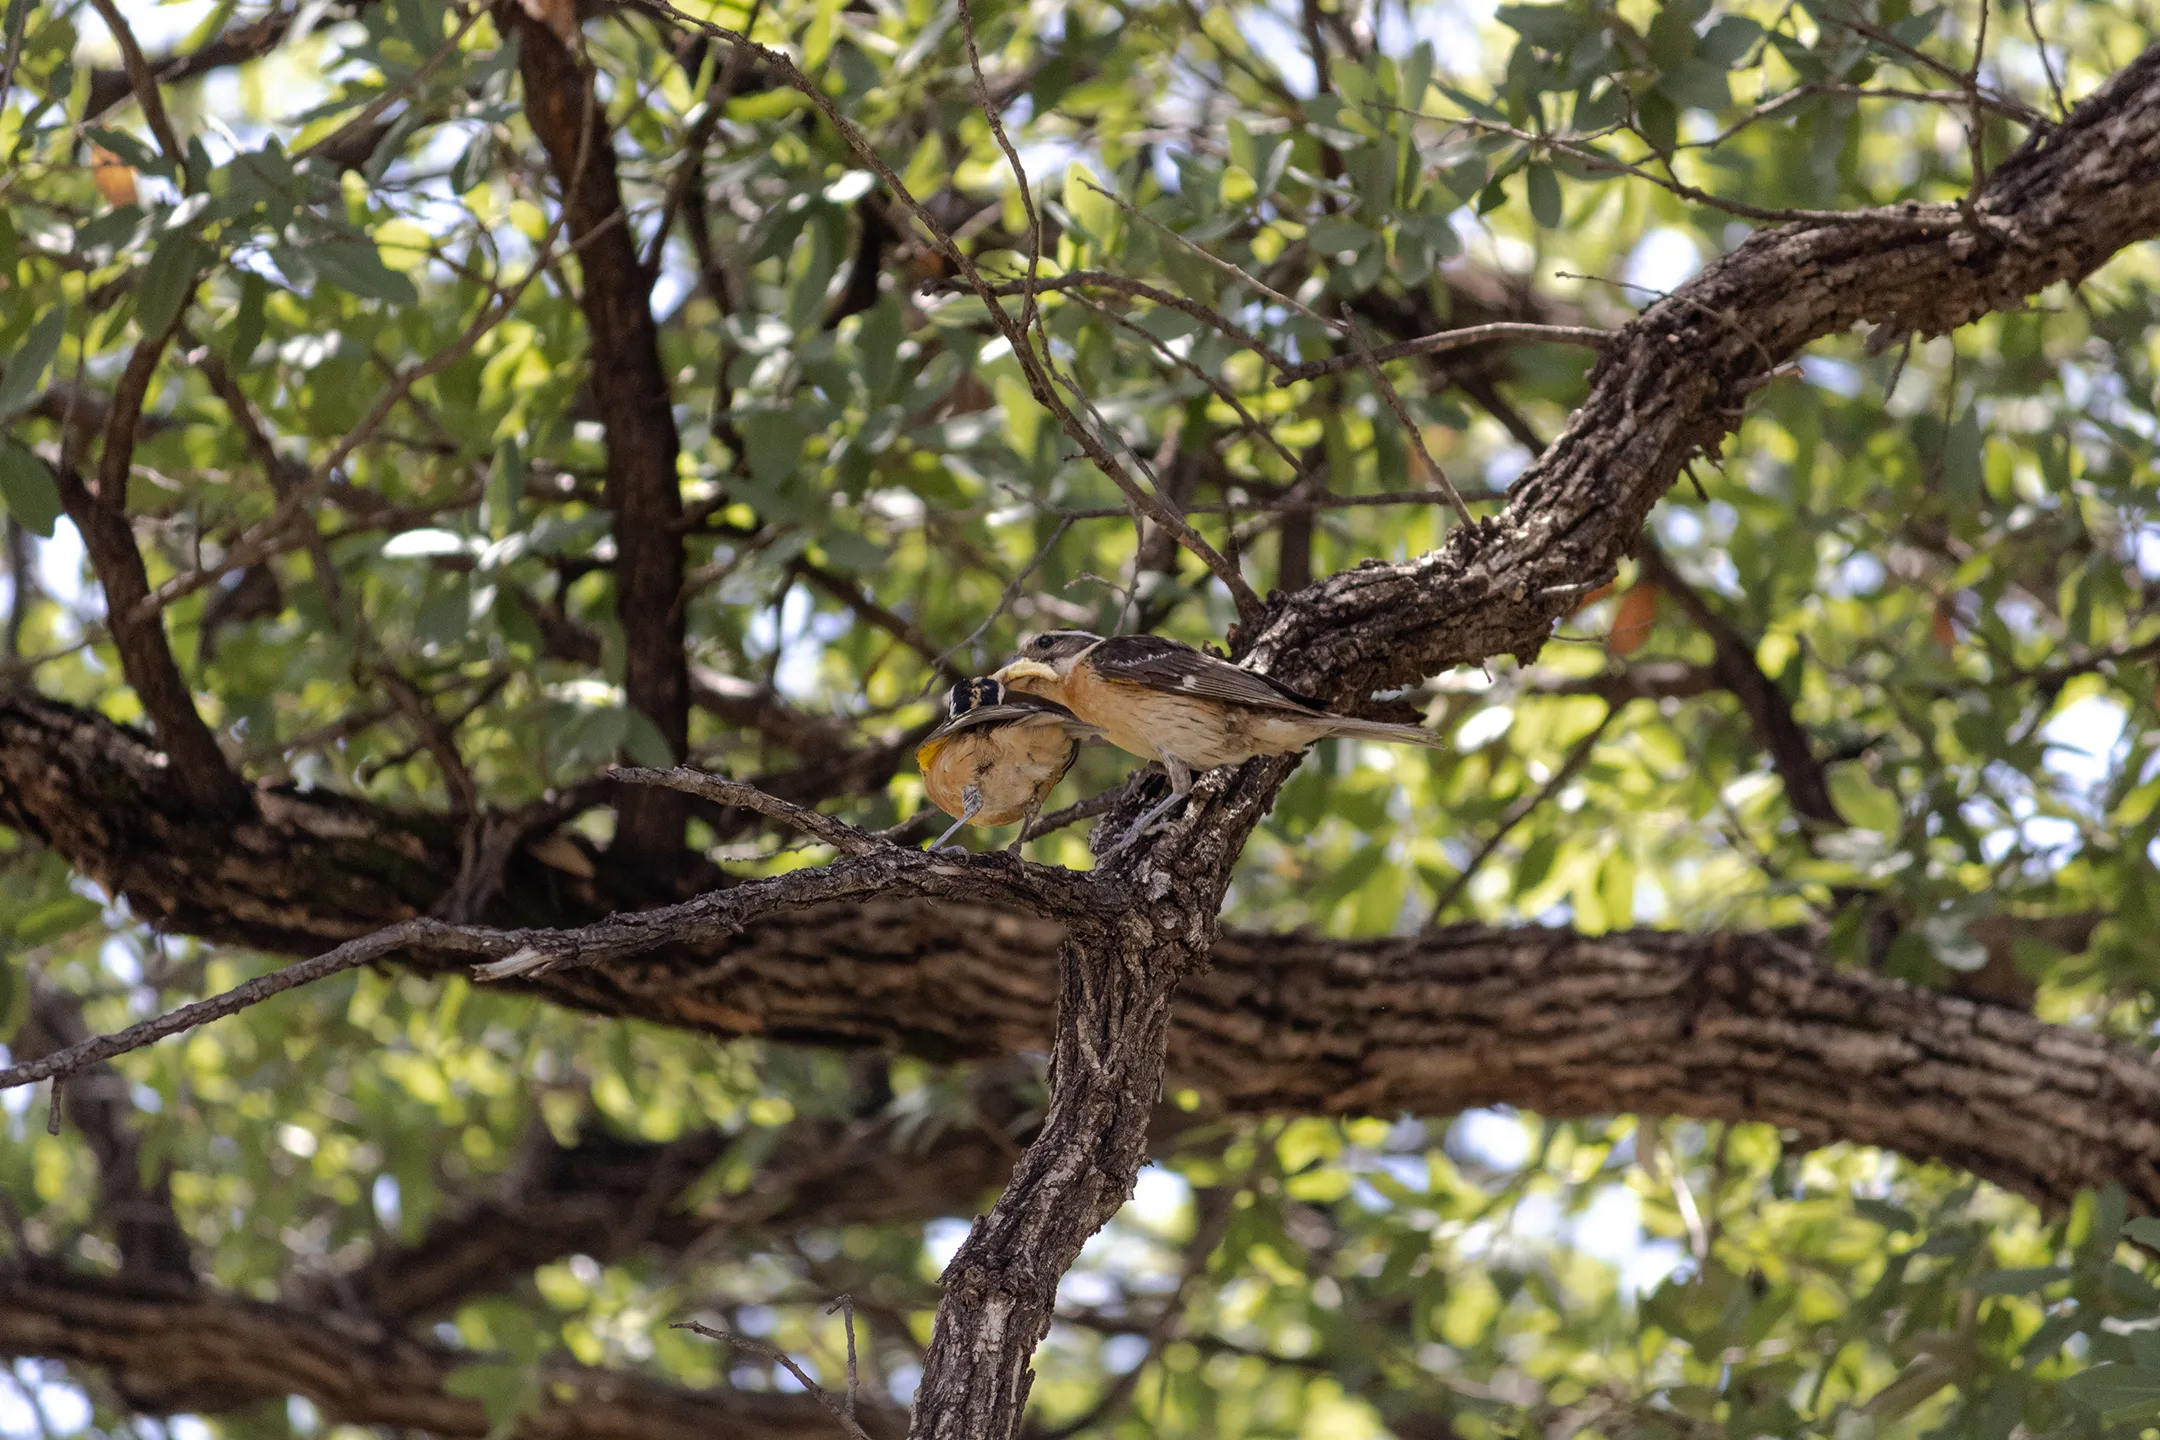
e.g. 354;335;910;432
994;630;1102;694
944;676;1006;719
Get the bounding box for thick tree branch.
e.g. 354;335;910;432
0;1267;897;1440
47;321;252;819
1;689;2156;1204
507;5;693;870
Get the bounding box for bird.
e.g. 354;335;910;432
993;629;1445;846
915;677;1104;851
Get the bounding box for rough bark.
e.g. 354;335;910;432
2;689;2157;1216
7;36;2160;1440
0;1267;901;1440
892;46;2160;1438
508;7;692;869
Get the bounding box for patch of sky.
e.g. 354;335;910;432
1485;442;1535;488
2041;694;2125;802
1830;550;1886;598
924;1216;971;1271
745;584;850;701
1801;355;1864;399
1621;228;1701;297
1447;1107;1529;1170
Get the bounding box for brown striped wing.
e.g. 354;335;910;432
1086;635;1326;714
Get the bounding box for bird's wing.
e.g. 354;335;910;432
1088;635;1325;713
926;696;1102;743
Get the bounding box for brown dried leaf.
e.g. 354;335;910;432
90;145;138;207
1606;582;1659;656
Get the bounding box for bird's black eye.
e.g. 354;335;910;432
1032;636;1051;651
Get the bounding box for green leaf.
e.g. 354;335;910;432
309;240;420;305
1699;14;1763;65
2062;1364;2160;1421
1970;1266;2069;1296
0;305;65;420
1496;3;1587;49
136;230;208;338
2124;1216;2160;1248
487;437;525;540
1854;1198;1920;1233
443;1361;543;1439
1526;163;1562;227
229;271;267;365
0;442;63;537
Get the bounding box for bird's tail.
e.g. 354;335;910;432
1315;716;1448;748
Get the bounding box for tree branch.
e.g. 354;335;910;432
0;1267;896;1440
507;4;693;871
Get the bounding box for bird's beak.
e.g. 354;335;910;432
992;658;1060;690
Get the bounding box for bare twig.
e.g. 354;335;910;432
929;516;1072;673
1424;707;1614;926
295;1;481;163
1040;487;1505;520
1958;0;1994;216
0;920;487;1093
611;766;887;856
674;1321;874;1440
1340;307;1473;527
82;0;188;182
0;847;1111;1089
825;1295;860;1423
1069;291;1304;476
2022;0;2068;115
955;0;1047;355
1078;177;1339;332
956;270;1294;373
1271;321;1608;384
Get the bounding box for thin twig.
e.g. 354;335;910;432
294;1;482;163
2021;0;2067;115
929;516;1072;673
954;270;1294;373
1078;177;1340;332
1340;306;1472;527
1423;707;1615;926
1958;0;1993;219
673;1321;875;1440
1271;321;1608;384
825;1295;860;1424
955;0;1047;358
1397;104;1948;226
0;920;494;1092
611;766;888;855
1039;487;1505;520
1070;291;1304;476
82;0;188;183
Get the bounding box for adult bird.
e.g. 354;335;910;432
915;676;1104;851
993;629;1444;846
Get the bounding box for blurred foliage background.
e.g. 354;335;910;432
2;0;2159;1430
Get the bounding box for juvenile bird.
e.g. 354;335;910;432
993;630;1444;843
915;677;1104;851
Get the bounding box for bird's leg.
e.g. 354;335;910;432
1101;756;1194;856
931;786;982;850
1007;794;1044;855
